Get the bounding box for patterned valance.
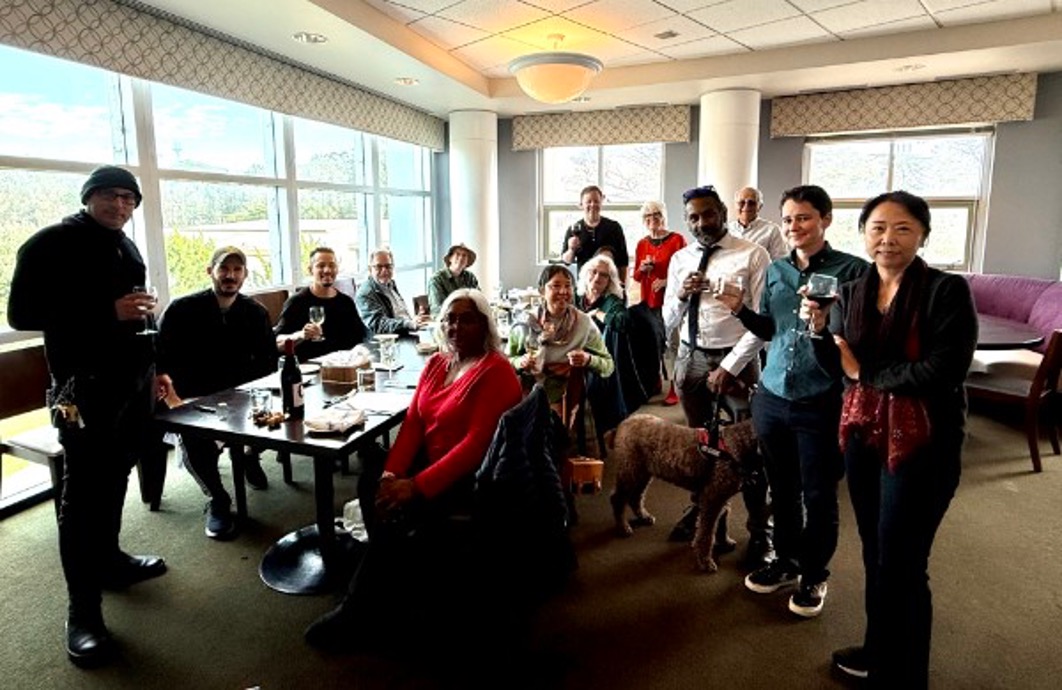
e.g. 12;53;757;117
771;73;1037;138
0;0;445;151
512;106;691;150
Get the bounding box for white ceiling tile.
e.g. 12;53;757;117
607;50;672;67
812;0;928;35
363;0;427;24
438;0;552;34
382;0;457;15
592;35;661;61
622;13;717;49
655;0;728;12
564;0;676;33
838;15;937;38
502;15;613;52
524;0;594;11
408;15;490;49
787;0;859;11
688;0;802;34
728;14;836;49
656;33;748;58
451;33;540;71
934;0;1053;26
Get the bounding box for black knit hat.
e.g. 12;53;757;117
80;166;142;207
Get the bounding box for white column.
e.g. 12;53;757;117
448;110;499;298
698;89;761;203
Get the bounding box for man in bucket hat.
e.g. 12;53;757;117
427;243;480;316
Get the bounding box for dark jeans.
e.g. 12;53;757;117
181;434;247;510
845;429;961;690
752;387;843;584
57;367;155;619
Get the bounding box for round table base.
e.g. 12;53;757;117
259;524;365;595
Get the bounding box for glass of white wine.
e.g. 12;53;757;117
524;331;541;372
308;305;325;341
801;273;839;339
133;285;159;336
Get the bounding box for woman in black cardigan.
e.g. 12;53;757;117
805;191;977;688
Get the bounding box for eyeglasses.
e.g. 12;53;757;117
372;263;394;270
736;199;760;207
97;189;139;205
643;211;663;220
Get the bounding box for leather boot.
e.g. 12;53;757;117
101;553;167;590
66;614;114;667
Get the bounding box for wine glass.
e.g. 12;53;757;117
524;331;541;372
134;285;159;336
308;305;325;341
801;273;839;339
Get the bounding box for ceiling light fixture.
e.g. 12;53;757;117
292;31;328;44
394;77;419;87
508;34;603;104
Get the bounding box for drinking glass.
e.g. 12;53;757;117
134;285;159;335
250;388;272;416
375;334;398;369
308;305;325;341
801;273;839;339
524;331;541;371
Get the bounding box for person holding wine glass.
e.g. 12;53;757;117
275;246;366;360
7;165;168;666
803;192;977;687
508;265;614;457
717;185;866;617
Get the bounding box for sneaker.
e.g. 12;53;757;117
662;383;679;406
243;451;269;490
832;646;869;679
789;578;828;618
744;560;799;594
204;502;238;540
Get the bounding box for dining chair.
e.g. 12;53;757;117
966;329;1062;472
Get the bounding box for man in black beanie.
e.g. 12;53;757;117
7;165;165;667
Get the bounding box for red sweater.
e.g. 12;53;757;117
385;350;522;499
635;232;687;309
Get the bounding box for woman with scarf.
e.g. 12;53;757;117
804;191;977;688
509;264;614;457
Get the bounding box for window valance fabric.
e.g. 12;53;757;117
512;106;691;151
0;0;446;151
771;73;1037;138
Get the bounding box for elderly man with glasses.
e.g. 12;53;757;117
729;186;787;260
356;247;431;336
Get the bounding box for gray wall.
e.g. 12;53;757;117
494;72;1062;287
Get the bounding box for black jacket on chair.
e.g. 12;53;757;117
475;385;575;595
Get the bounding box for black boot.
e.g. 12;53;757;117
744;532;775;570
66;613;114;667
668;503;699;542
101;552;167;590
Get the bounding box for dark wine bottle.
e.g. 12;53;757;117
280;339;304;420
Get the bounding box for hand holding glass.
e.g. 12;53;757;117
524;331;541;372
133;285;159;335
308;305;325;341
801;273;839;339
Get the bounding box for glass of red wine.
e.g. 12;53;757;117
802;273;839;339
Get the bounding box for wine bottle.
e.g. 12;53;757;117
280;339;304;420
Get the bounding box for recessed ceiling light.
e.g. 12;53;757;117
292;31;328;44
654;30;680;40
894;63;926;73
394;77;419;87
571;96;591;103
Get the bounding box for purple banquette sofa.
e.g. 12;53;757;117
963;273;1062;354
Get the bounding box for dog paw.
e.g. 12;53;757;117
629;514;656;528
695;557;719;574
616;523;635;538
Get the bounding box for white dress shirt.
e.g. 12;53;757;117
663;232;770;376
728;217;787;260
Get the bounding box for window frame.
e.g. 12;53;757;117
803;129;993;272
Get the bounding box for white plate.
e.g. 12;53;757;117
299;363;321;375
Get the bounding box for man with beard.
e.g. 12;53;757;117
275;246;366;359
156;247;277;540
662;185;774;568
8;166;167;666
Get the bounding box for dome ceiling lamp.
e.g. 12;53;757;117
508;33;603;105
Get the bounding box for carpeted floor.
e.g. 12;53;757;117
1;398;1060;689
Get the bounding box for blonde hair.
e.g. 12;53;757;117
640;200;668;228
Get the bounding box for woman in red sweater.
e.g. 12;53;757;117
305;288;522;652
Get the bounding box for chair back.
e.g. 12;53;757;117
249;288;289;326
1034;330;1062;399
0;344;51;418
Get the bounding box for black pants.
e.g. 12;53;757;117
57;368;155;619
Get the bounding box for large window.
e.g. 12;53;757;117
0;44;435;510
805;132;992;270
540;143;664;263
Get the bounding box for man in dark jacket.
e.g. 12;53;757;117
156;246;277;540
7;165;167;667
275;246;366;359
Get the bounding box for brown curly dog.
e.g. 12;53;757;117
608;413;755;573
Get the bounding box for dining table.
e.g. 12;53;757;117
155;337;429;595
976;313;1045;351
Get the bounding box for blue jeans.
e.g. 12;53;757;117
751;387;843;584
845;428;961;690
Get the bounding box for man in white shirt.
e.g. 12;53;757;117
662;185;773;567
728;186;787;260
